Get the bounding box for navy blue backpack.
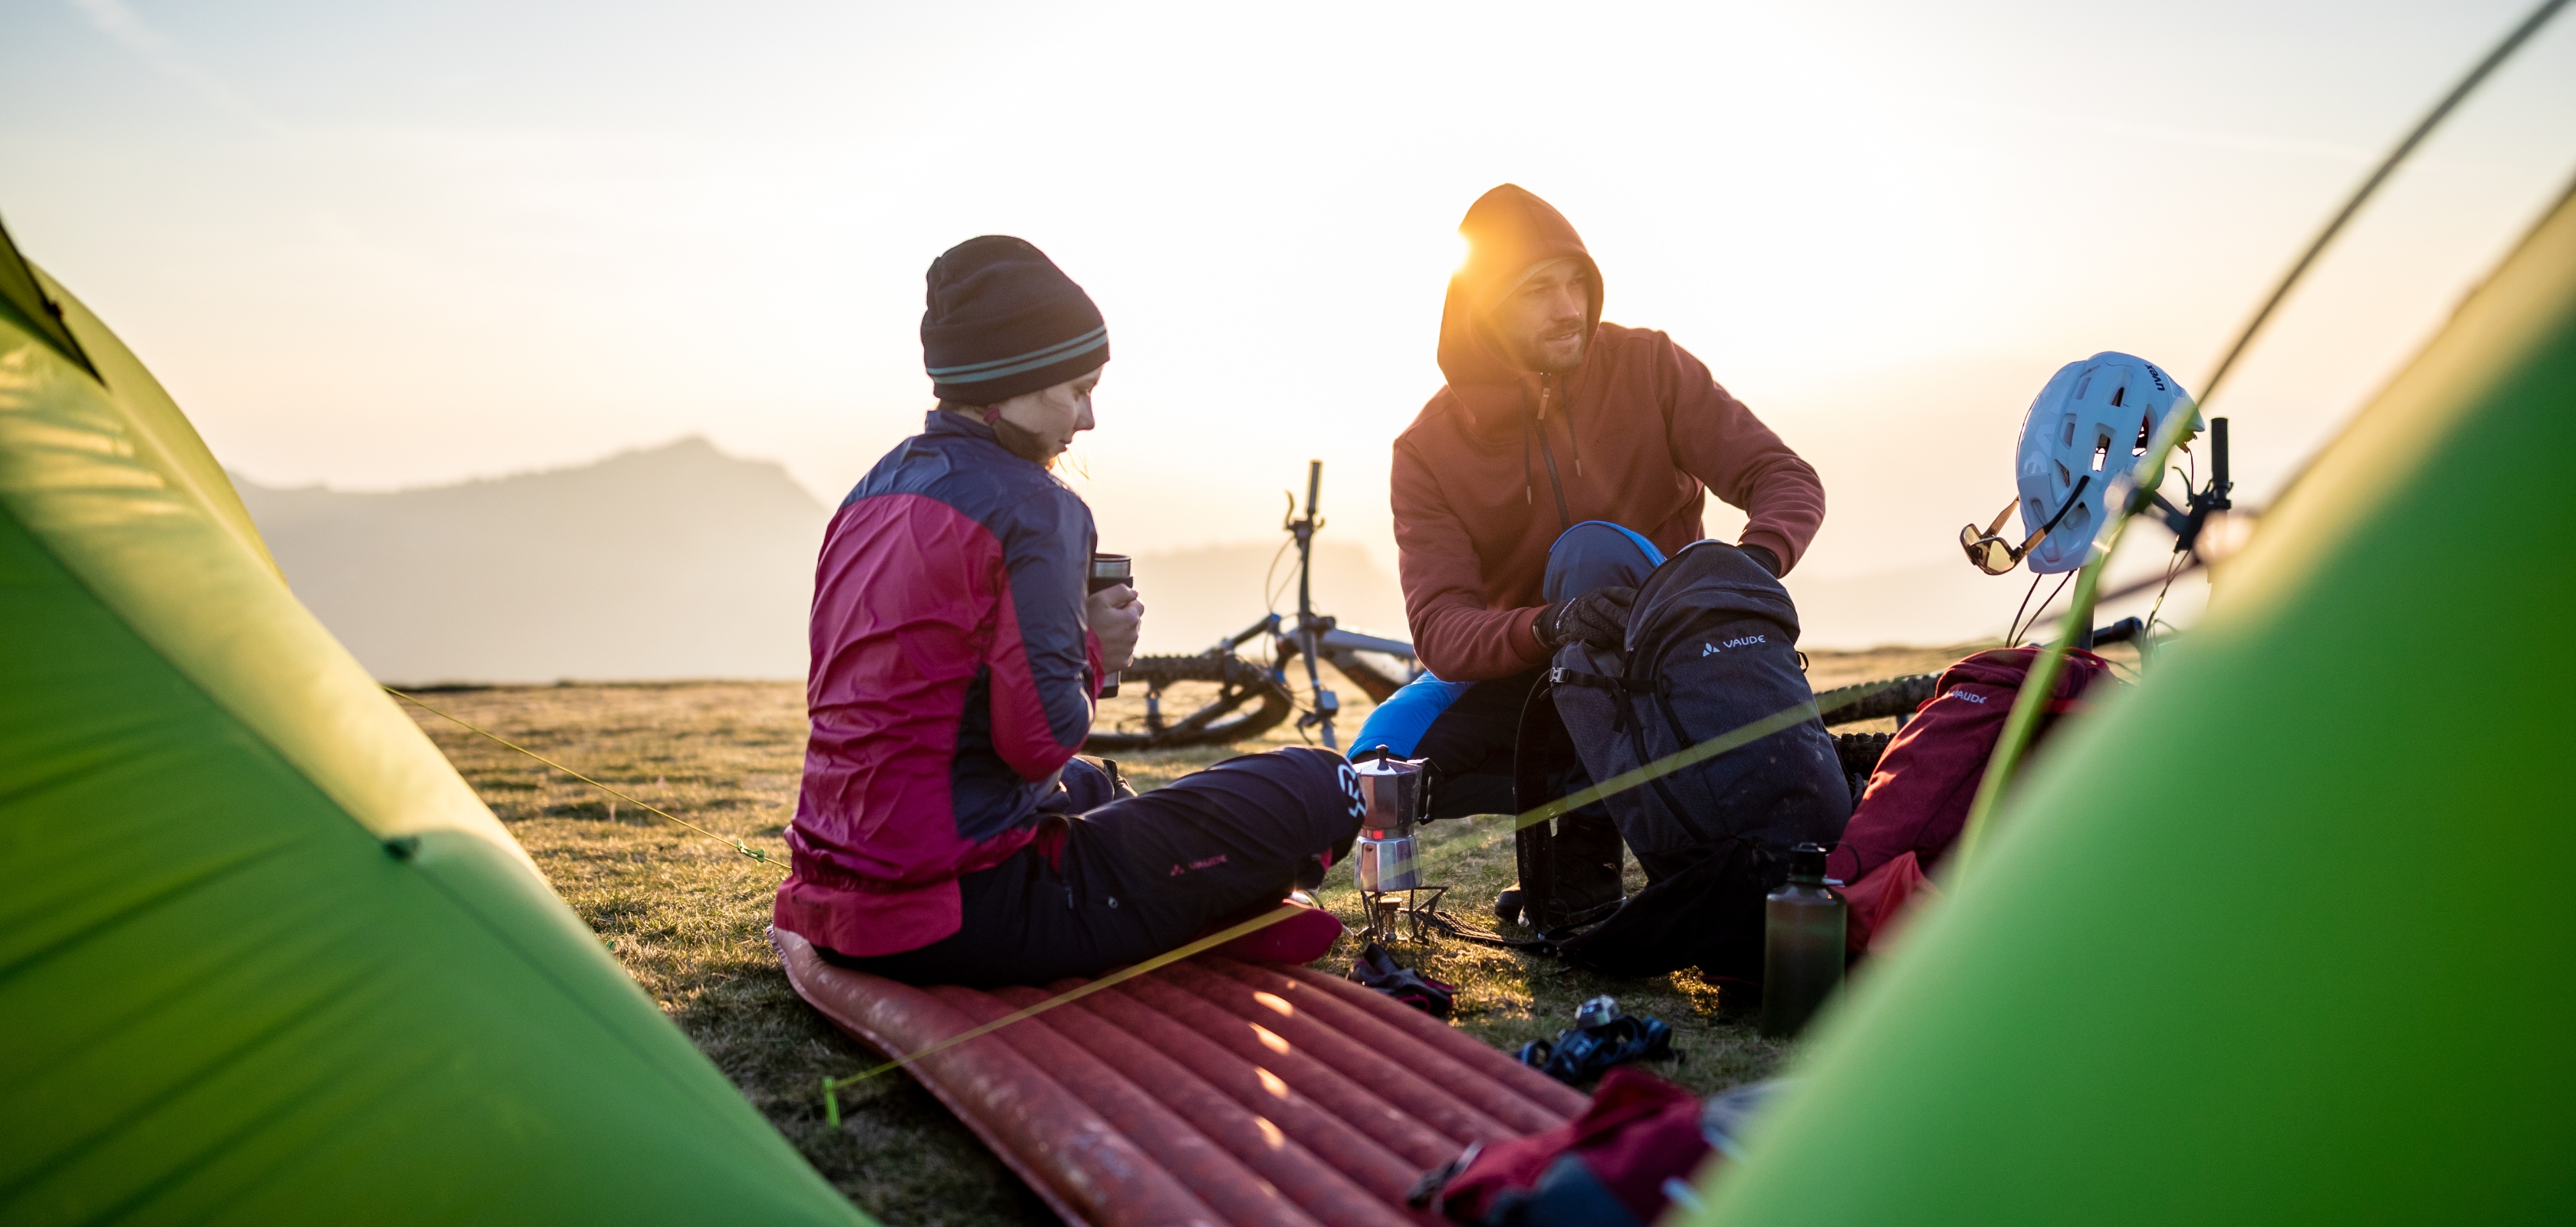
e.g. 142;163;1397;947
1543;541;1852;979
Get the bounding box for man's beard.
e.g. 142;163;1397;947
1531;331;1585;373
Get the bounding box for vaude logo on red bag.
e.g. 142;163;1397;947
1947;690;1987;704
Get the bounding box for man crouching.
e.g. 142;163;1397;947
774;236;1362;986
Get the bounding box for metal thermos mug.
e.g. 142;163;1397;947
1088;552;1132;697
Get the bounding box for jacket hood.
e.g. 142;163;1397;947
1436;185;1602;416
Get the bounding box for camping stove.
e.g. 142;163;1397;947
1352;756;1444;941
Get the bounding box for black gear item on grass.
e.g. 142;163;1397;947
816;748;1364;987
1556;838;1781;981
1517;1012;1676;1086
1538;585;1638;651
1349;942;1459;1018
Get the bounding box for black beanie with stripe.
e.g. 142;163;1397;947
921;235;1109;406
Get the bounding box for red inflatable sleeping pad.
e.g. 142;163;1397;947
774;927;1585;1226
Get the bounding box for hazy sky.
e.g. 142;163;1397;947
4;1;2571;617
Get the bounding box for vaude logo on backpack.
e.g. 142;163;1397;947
1544;541;1852;978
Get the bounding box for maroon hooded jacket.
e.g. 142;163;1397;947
1392;185;1826;681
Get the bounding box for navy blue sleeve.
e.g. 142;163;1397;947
981;480;1099;777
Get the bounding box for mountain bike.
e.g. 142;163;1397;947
1085;461;1420;753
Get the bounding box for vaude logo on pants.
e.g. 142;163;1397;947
1701;634;1768;656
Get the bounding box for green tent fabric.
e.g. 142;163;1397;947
0;214;93;377
0;241;869;1222
1691;187;2576;1222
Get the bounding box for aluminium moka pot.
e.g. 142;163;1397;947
1352;755;1431;893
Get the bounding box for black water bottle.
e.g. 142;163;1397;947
1760;842;1846;1038
1088;552;1132;697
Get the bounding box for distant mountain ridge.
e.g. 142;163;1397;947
235;437;828;683
233;436;2021;683
232;437;1421;683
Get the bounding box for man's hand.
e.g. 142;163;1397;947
1538;585;1636;652
1087;584;1143;675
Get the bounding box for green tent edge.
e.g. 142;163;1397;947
0;232;870;1224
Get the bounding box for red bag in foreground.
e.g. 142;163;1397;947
1829;646;2114;947
1839;850;1937;954
1418;1067;1709;1225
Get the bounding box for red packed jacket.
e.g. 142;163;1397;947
1827;646;2115;888
1430;1067;1710;1225
1393;184;1826;682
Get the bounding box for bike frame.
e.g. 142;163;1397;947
1201;461;1419;750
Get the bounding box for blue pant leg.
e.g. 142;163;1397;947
1351;673;1475;760
1356;520;1661;804
1544;521;1664;603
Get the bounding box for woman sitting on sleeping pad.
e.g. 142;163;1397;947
773;236;1364;988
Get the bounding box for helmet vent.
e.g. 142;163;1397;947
2074;374;2092;400
2091;435;2110;472
2056;460;2073;488
2133;415;2151;456
2109;384;2126;407
2060;413;2077;447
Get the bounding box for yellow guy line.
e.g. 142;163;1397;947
383;685;784;871
820;902;1305;1121
820;677;1905;1122
1395;676;1904;881
1508;679;1897;832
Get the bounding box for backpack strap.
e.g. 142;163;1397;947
1548;665;1657;692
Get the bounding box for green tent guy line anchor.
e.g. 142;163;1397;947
384;684;787;871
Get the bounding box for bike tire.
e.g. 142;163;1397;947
1817;673;1938;726
1323;648;1414;704
1083;653;1295;752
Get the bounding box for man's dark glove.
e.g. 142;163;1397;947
1741;544;1783;577
1538;585;1636;651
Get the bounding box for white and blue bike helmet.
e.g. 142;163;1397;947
2013;352;2201;574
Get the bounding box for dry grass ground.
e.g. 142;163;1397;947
398;643;2019;1225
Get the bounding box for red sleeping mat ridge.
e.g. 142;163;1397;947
774;928;1585;1226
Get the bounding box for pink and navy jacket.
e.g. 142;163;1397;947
774;411;1104;956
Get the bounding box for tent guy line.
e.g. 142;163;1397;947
810;678;1907;1124
1954;0;2575;871
817;900;1310;1122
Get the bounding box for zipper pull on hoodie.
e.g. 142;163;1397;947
1556;374;1585;478
1523;379;1537;505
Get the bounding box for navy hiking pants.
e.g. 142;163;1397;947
818;747;1363;988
